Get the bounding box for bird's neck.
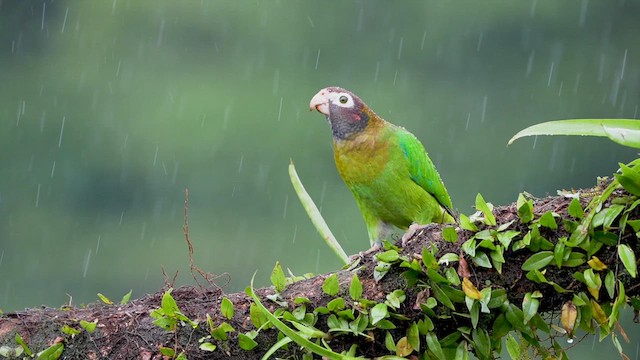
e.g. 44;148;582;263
330;110;384;140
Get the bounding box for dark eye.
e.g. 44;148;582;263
339;95;348;104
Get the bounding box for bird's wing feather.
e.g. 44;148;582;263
397;129;454;212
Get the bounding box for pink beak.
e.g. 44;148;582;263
309;89;330;116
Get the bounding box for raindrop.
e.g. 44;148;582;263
96;235;101;254
116;60;122;77
634;105;638;118
620;49;627;80
609;73;620;106
558;81;563;96
480;96;487;123
123;134;129;149
41;3;46;30
153;144;159;166
307;15;314;28
140;221;147;240
579;0;588;27
0;250;3;266
525;51;535;78
573;72;581;94
397;37;404;60
465;113;471;130
111;0;117;15
547;62;554;87
567;337;574;344
61;7;69;33
532;135;538;149
238;154;244;172
356;7;363;31
315;49;321;70
35;184;41;208
282;194;288;219
529;0;537;17
393;70;398;86
476;32;483;52
82;249;92;278
421;31;427;50
223;105;232;129
119;211;125;225
292;225;297;244
156;18;165;47
277;97;283;122
58;116;66;148
161;161;168;175
50;161;56;178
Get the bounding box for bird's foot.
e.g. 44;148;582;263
401;223;437;247
349;243;382;263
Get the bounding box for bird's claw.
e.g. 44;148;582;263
349;243;382;263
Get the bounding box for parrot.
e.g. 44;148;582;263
309;86;455;252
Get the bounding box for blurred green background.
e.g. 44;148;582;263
1;0;638;355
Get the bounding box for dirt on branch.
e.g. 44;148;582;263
0;190;639;359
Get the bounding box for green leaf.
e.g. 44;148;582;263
426;332;446;360
517;193;534;224
554;239;566;268
210;322;235;341
97;293;113;305
431;282;455;310
238;332;258;350
618;244;637;278
568;198;584;219
199;342;217;351
327;297;345;312
461;239;477;257
475;193;496;226
385;331;396;352
322;273;340;296
459;214;479;231
522;292;540;324
386;290;406;310
247;276;348;360
508;119;640;148
471;252;492;268
603;123;640;148
615;163;640;196
289;162;348;265
120;290;132;305
496;230;520;249
422;247;438;269
593;204;624;229
15;333;33;356
79;320;97;334
505;333;520;360
521;251;554;271
221;297;234;320
371;303;388;325
455;341;469;360
538;211;558;229
271;261;287;292
438;253;459;265
37;343;64;360
376;249;400;263
605;271;616;299
250;303;269;329
471;328;491;360
349;273;362;300
443;226;458;243
407;322;420;353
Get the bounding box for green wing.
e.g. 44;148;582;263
396;128;454;212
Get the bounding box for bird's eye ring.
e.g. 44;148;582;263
339;95;348;104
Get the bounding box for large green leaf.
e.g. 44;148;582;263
508;119;640;149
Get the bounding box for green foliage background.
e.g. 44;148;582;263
0;1;638;356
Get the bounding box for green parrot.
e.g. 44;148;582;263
309;86;455;251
